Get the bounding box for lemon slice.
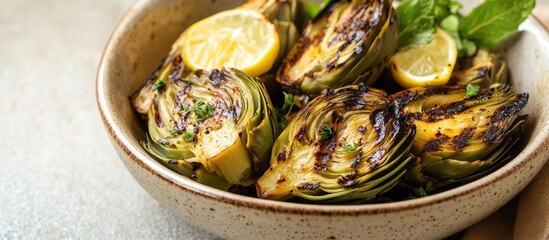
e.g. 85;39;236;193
182;9;280;77
390;28;458;88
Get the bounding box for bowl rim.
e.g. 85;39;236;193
96;0;549;215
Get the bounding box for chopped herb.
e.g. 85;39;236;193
281;92;295;116
170;129;184;135
182;132;195;142
275;92;296;131
194;102;216;121
341;141;359;153
153;79;166;90
179;103;191;114
319;124;333;140
194;100;205;109
465;84;480;99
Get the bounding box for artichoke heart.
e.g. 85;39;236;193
277;0;398;97
142;69;278;191
257;84;415;203
449;49;508;87
390;84;528;191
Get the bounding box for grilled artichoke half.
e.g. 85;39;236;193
277;0;398;98
142;69;278;191
449;49;508;87
390;84;528;192
132;0;306;116
257;85;415;203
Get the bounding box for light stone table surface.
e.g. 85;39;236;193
0;0;218;239
0;0;548;239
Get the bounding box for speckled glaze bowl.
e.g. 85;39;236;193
96;0;549;239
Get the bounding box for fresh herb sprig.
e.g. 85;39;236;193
179;100;216;121
194;100;216;121
275;92;296;130
319;124;333;140
153;79;166;90
341;141;360;153
182;131;195;142
396;0;535;57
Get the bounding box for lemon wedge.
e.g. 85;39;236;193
181;9;280;77
389;28;457;88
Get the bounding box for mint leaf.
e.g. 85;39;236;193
396;0;436;48
461;39;477;57
440;15;462;52
434;0;462;23
460;0;535;49
305;0;330;20
447;1;462;14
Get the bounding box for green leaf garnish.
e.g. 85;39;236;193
281;92;295;116
460;0;535;49
170;129;184;136
275;92;296;131
319;124;333;140
465;84;480;99
182;131;195;142
396;0;436;48
305;0;330;20
179;103;191;114
194;102;216;121
153;79;166;90
341;141;359;153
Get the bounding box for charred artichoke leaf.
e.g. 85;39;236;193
142;69;278;191
449;49;508;87
132;39;190;117
390;84;528;191
257;84;415;203
277;0;398;98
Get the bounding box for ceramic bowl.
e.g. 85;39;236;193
96;0;549;239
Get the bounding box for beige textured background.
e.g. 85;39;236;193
0;0;547;239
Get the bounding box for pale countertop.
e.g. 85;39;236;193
0;1;547;239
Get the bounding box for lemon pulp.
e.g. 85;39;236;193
182;9;280;77
390;28;458;88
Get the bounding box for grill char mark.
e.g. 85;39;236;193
297;182;320;191
423;136;450;152
490;93;529;123
371;109;387;145
337;171;357;188
452;127;476;150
